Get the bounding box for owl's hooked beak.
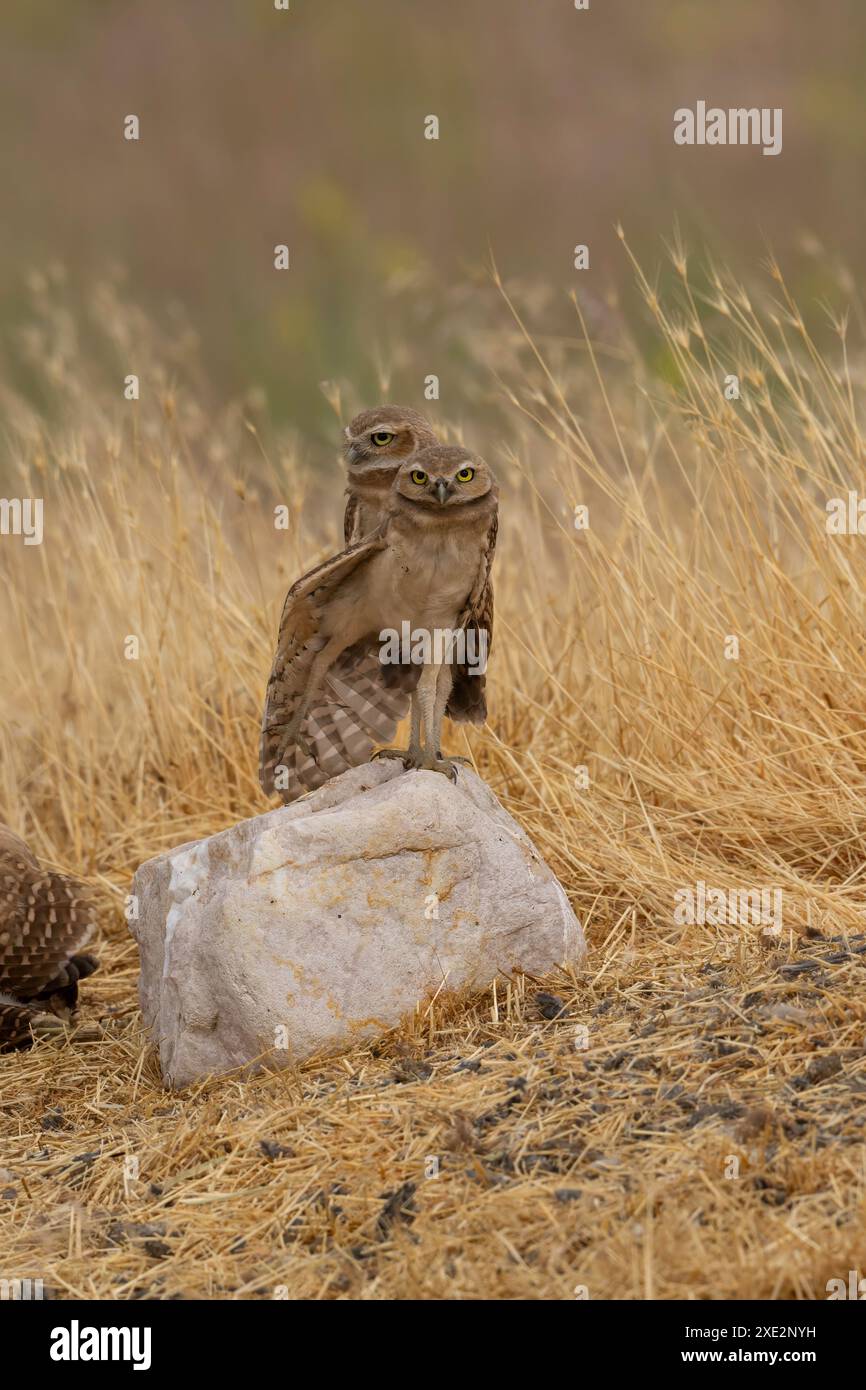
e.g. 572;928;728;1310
433;477;452;505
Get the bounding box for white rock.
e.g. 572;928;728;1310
130;761;586;1088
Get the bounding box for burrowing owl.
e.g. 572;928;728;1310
343;407;492;725
0;825;99;1049
342;405;438;544
260;445;498;802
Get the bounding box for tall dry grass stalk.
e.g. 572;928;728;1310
1;244;865;1299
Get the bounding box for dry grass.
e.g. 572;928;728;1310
2;244;866;1299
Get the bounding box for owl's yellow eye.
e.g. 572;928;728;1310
371;431;395;447
410;469;428;485
455;466;475;482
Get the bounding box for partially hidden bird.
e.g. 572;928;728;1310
342;405;439;545
0;825;99;1050
342;405;492;724
260;444;498;803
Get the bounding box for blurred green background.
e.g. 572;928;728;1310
0;0;864;437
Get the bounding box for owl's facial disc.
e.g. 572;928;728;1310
345;407;437;472
347;424;416;468
394;446;494;510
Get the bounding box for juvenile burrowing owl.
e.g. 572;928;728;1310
260;444;498;802
342;407;492;725
342;405;438;544
0;825;99;1049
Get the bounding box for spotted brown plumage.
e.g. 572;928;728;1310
0;825;99;1050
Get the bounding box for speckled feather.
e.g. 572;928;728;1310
259;532;412;801
0;825;97;1047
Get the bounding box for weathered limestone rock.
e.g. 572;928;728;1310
130;761;585;1087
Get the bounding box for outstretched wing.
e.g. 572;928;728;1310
446;511;498;724
259;531;410;801
272;640;412;801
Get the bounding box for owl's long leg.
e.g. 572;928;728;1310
414;662;463;781
372;691;423;766
431;662;454;756
414;661;438;756
431;663;470;771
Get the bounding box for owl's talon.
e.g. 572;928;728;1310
372;747;410;763
373;746;428;770
419;755;463;782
